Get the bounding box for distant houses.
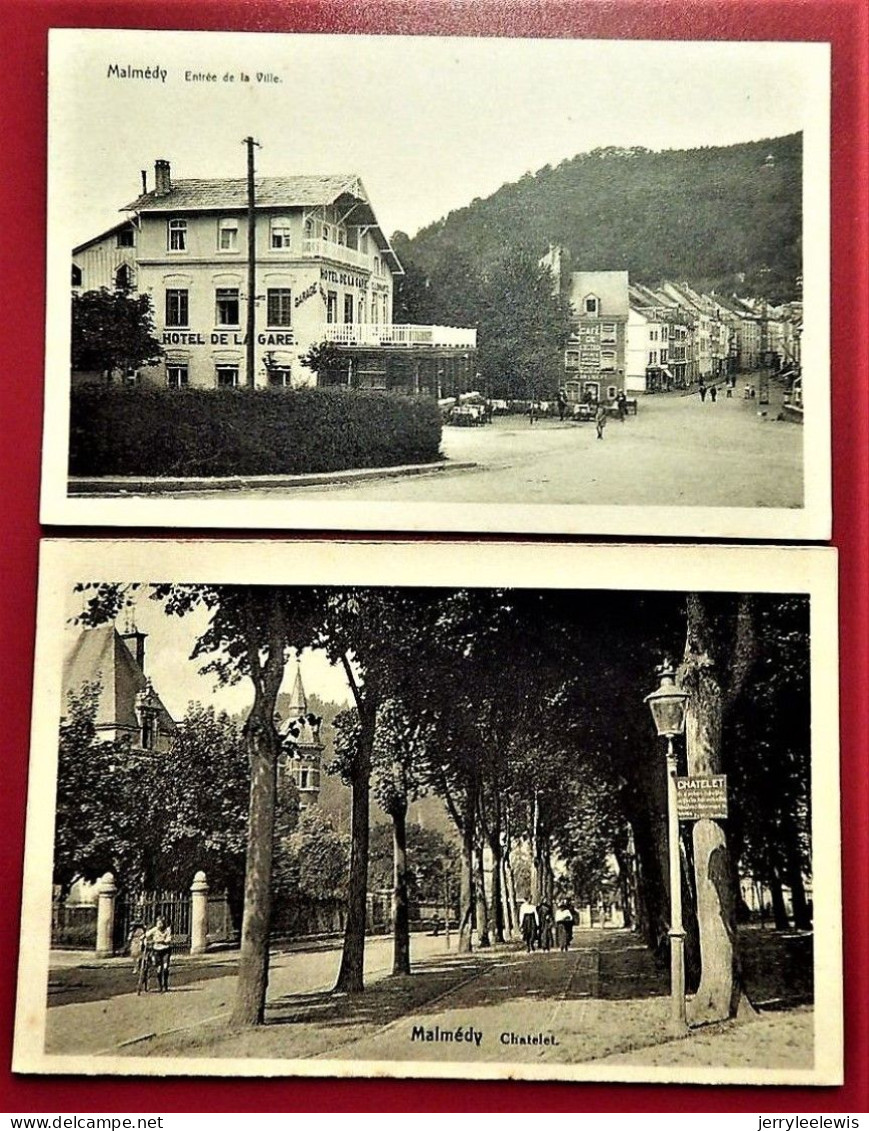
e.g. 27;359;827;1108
545;249;802;404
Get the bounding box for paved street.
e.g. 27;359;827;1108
44;928;813;1073
193;383;802;509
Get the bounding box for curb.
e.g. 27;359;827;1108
68;460;478;496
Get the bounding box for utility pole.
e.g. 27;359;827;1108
243;136;260;388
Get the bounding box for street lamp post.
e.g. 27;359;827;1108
644;660;690;1033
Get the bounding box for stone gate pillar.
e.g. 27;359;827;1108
190;871;209;955
95;872;117;958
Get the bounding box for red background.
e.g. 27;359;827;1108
0;0;866;1113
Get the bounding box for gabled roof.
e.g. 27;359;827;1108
568;271;629;317
62;625;175;736
73;220;136;257
278;664;322;751
125;173;364;213
123;172;402;272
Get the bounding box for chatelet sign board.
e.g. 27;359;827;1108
675;774;728;820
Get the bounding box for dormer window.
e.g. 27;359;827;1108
117;227;135;248
115;264;133;291
270;216;292;249
585;295;599;315
168;219;187;252
217;218;239;251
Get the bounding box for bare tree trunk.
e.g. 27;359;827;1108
391;792;411;975
503;848;518;939
334;705;374;993
458;810;475;953
769;869;791;930
474;841;491;947
531;791;542;903
682;594;746;1024
231;685;281;1027
786;855;811;930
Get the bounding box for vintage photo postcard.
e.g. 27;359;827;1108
14;539;841;1085
41;28;830;539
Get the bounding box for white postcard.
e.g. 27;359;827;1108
41;29;830;538
14;539;841;1084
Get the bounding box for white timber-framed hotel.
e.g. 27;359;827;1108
72;159;477;396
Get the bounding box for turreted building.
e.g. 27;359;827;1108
277;664;324;810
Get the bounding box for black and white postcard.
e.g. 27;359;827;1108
14;540;841;1084
41;28;830;538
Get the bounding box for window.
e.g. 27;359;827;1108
115;264;132;291
267;366;291;387
607;386;617;400
270;216;292;249
326;291;338;324
141;711;158;751
585;295;599;315
300;768;311;790
217;218;239;251
165;289;189;327
267;288;292;327
565;350;580;370
117;227;135;248
648;351;657;366
123;369;139;386
216;365;239;388
216;287;240;326
168;219;187;251
343;294;354;324
382;295;389;324
322;224;330;242
167;364;188;388
601;350;616;369
72;265;82;287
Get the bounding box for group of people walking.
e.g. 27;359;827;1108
517;898;575;953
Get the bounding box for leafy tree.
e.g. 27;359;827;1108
71;288;163;379
298;341;350;384
273;809;350;905
54;684;143;893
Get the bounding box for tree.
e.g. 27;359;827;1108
54;684;145;894
75;582;324;1028
71;288;163;379
298;341;349;385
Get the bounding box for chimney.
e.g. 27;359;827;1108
120;629;147;673
141;169;148;194
154;159;172;196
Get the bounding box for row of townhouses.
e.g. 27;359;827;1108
72;159;477;398
543;248;802;405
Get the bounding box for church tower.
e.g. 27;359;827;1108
277;662;324;810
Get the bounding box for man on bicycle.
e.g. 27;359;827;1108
144;916;173;993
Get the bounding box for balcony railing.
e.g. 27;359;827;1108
322;323;477;349
302;238;370;271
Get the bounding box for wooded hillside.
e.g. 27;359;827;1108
395;133;801;305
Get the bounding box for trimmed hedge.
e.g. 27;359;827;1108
69;385;443;478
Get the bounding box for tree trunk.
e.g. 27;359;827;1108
530;791;543;903
334;710;374;993
682;594;743;1024
231;692;280;1027
769;869;791;930
391;793;411;975
786;854;811;930
503;849;518;939
474;841;491;947
489;835;505;943
458;811;475;954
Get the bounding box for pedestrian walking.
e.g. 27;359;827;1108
528;399;538;425
556;386;567;422
519;897;539;952
538;902;555;951
594;403;608;440
145;915;173;992
616;390;627;421
699;383;707;402
554;904;574;952
127;921;146;972
709;384;718;402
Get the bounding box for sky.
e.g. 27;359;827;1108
51;30;826;248
65;586;352;722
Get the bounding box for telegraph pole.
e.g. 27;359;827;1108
243;136;260;388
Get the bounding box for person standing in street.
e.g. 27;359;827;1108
616;390;627;421
519;897;539;952
699;382;707;402
709;384;718;403
555;904;574;952
145;915;173;992
595;403;608;440
538;902;555;951
557;386;567;422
